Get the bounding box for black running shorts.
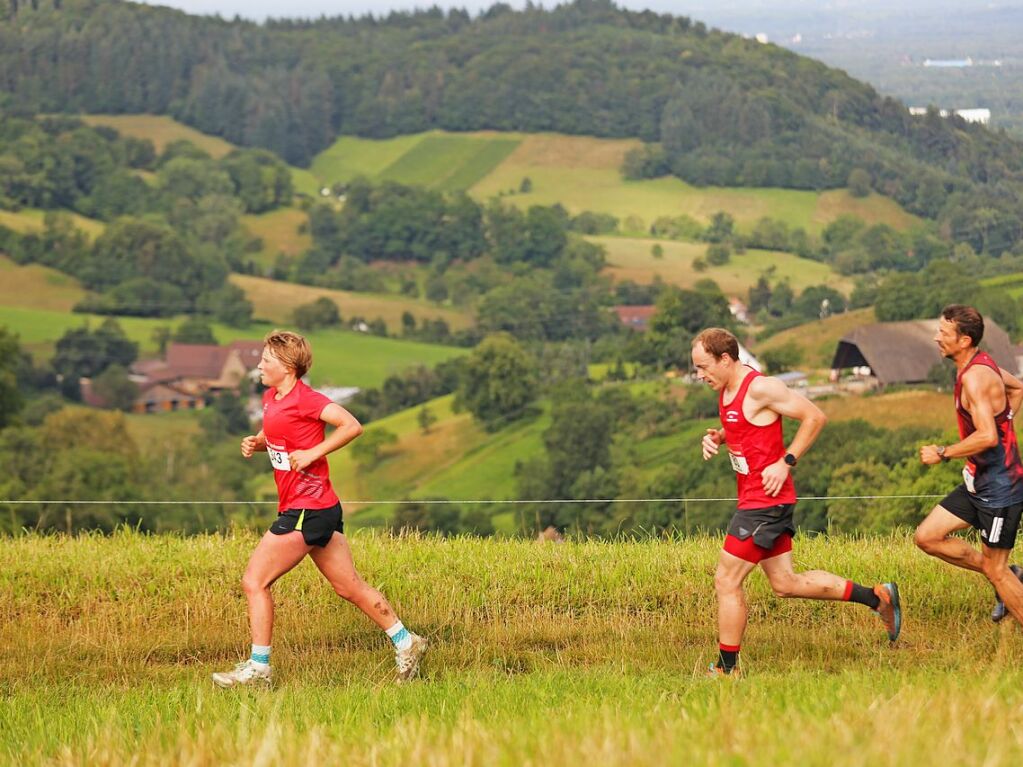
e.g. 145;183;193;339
940;484;1023;550
726;504;797;550
269;503;344;547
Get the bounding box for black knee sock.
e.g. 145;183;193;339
845;581;881;610
717;644;740;673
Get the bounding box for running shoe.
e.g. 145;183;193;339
211;659;272;688
873;582;902;642
395;633;429;684
990;564;1023;623
705;663;741;679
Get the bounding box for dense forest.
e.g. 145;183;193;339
5;0;1023;255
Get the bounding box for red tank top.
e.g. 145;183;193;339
719;369;797;510
954;350;1023;508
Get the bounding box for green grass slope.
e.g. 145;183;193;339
232;273;473;331
78;114;321;197
3;531;1023;765
595;236;853;295
0;305;464;389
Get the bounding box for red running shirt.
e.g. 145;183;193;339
718;369;797;510
261;381;340;512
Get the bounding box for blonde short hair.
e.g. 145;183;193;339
263;329;312;378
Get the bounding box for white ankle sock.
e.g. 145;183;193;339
385;621;412;652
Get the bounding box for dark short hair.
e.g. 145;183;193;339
692;327;739;361
941;304;984;347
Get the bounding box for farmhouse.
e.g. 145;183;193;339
125;340;264;413
831;319;1023;387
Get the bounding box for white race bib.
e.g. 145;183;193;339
963;465;976;494
267;442;290;471
727;449;750;475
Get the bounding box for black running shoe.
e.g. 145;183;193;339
990;564;1023;623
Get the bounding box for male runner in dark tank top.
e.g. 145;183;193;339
916;305;1023;624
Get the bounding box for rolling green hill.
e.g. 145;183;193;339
79;114;322;197
595;237;854;294
231;273;473;331
309;130;920;236
0;304;465;390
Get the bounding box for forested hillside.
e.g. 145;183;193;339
5;0;1023;255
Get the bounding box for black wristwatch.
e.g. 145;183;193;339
936;445;949;462
784;452;798;467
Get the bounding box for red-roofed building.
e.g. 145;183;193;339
119;340;264;413
613;305;657;331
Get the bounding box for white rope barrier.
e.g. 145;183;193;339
0;494;946;506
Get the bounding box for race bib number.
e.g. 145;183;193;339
963;464;976;494
267;441;290;471
727;445;750;475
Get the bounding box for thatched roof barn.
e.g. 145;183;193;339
831;319;1023;386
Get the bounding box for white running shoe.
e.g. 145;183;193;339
395;633;429;684
211;659;272;689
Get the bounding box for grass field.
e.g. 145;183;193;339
819;390;957;431
3;531;1023;765
0;305;465;390
0;255;85;312
239;208;314;270
982;272;1023;299
0;207;106;240
78;115;321;197
470;134;920;234
594;236;853;295
326;394;552;533
80;114;236;158
754;307;877;369
231;274;473;331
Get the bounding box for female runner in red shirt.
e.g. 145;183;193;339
213;330;427;687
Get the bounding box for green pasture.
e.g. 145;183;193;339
78;114;321;198
3;531;1023;765
239;208;313;271
595;235;852;295
0;207;106;239
231;273;473;331
981;272;1023;299
754;307;876;369
310;131;521;191
0;305;465;390
326;394;550;533
0;255;86;311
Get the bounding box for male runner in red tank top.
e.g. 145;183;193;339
692;328;901;676
916;305;1023;624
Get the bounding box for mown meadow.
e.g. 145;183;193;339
2;530;1022;766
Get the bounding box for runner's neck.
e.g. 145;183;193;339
275;377;299;400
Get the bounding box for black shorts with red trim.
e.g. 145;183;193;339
723;504;796;563
940;484;1023;551
269;502;344;547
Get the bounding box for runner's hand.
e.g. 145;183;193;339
288;449;317;472
240;435;263;458
702;428;724;460
920;444;943;465
761;458;789;497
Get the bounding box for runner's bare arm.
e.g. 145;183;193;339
1001;367;1023;418
750;375;827;458
923;367;1000;464
288;404;363;472
750;376;827;496
240;430;266;458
